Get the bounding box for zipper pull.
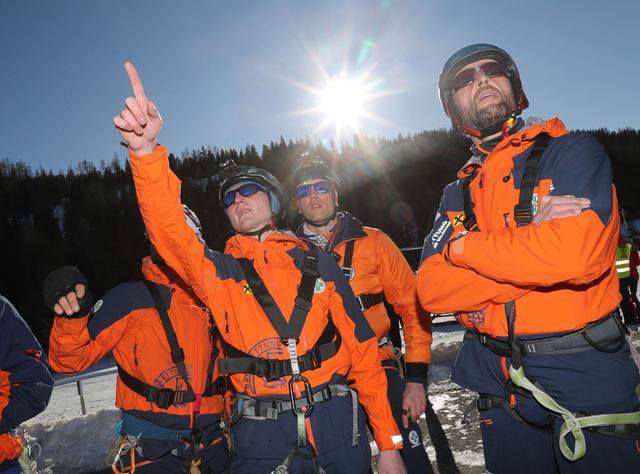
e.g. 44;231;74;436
503;212;510;228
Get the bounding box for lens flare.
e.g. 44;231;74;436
318;74;367;129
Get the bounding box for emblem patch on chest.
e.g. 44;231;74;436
314;278;326;293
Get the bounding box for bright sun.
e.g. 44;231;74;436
290;67;389;144
317;74;367;130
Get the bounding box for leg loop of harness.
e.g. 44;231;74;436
508;364;640;461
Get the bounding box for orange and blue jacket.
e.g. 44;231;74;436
48;258;224;431
417;117;620;338
296;212;432;383
129;145;402;451
0;296;53;434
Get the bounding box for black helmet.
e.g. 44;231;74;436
289;153;340;191
438;43;528;132
218;162;287;221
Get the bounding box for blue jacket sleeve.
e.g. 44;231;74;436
0;296;54;433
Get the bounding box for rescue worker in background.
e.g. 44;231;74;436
630;239;640;314
0;296;53;474
417;43;640;473
45;207;230;473
111;62;405;474
616;235;639;324
289;156;433;473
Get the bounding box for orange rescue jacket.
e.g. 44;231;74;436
296;212;432;383
417;117;620;337
49;258;224;427
129;146;402;451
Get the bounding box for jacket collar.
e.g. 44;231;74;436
457;117;569;178
295;211;367;251
224;230;306;260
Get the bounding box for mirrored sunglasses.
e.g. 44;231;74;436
295;180;332;199
223;182;264;208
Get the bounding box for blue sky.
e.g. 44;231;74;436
1;0;639;172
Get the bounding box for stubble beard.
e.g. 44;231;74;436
461;88;516;131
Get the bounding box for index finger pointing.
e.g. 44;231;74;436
124;62;146;102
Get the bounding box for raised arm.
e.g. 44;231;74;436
113;63;225;312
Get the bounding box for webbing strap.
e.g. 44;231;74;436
462;169;479;231
514;134;550;226
237;249;319;341
117;363;196;409
143;281;195;396
508;365;640;461
218;320;341;381
341;240;355;278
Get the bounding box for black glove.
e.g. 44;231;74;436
43;266;94;318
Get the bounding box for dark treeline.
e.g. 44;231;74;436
1;128;639;351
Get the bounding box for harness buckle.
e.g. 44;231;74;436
356;295;367;312
289;376;314;418
307;348;321;370
262;359;282;382
513;204;532;226
342;267;354;280
155;388;174;410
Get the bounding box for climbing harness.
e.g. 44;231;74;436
221;249;354;473
461;133;640;461
112;281;224;472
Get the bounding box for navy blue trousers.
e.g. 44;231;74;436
231;392;370;473
479;394;640;473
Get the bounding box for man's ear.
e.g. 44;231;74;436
334;191;339;208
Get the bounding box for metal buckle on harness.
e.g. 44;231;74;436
342;267;354;280
513;204;532;225
154;388;174;409
261;358;280;383
289;376;314;417
356;295;367;312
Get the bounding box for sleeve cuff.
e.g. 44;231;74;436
128;144;168;181
405;362;429;384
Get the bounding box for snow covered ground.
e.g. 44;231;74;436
25;320;640;473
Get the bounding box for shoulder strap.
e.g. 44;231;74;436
514;133;551;226
341;240;355;278
237;249;319;341
143;280;195;396
462;169;479;231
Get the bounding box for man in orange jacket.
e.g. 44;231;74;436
46;207;229;473
417;44;640;473
111;62;405;474
289;156;433;472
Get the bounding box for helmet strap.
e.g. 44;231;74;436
462;111;518;140
238;216;277;241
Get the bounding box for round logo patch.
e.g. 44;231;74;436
92;299;104;313
408;430;420;448
314;278;326;293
